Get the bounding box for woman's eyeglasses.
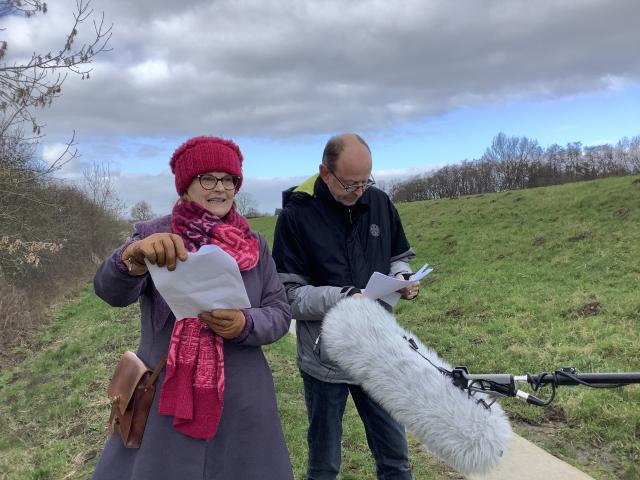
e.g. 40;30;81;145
196;174;239;191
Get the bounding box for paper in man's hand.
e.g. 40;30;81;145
362;263;433;307
145;244;251;320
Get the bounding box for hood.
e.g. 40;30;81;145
281;173;318;208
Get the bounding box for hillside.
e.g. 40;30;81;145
0;175;637;479
250;175;640;478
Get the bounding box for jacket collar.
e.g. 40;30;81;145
313;175;370;209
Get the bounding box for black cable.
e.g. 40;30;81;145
403;336;452;377
552;369;628;389
526;373;557;406
524;368;627;406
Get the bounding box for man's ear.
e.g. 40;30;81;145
319;163;331;183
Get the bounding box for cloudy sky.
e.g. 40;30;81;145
5;0;640;215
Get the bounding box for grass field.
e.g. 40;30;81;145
0;291;455;479
1;175;638;479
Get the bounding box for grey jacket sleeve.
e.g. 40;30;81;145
279;272;348;321
389;260;411;277
388;246;416;277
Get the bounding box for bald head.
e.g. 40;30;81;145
322;133;371;171
319;133;373;206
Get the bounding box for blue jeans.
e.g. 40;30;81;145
302;371;412;480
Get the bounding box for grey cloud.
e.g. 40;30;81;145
16;0;640;138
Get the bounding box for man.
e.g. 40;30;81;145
272;133;419;480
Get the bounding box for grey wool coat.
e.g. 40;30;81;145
92;215;294;480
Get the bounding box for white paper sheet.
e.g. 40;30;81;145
362;263;433;307
145;244;251;320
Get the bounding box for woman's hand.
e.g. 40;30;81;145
199;309;247;340
121;233;188;275
395;273;420;300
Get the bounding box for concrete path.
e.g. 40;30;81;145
287;320;594;480
467;433;593;479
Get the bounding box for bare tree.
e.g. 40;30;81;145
235;191;258;216
81;160;125;218
615;136;640;174
630;135;640;174
1;0;112;233
130;200;155;222
482;133;542;190
375;179;394;194
0;0;112;141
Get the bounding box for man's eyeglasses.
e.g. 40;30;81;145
329;169;376;193
196;174;239;191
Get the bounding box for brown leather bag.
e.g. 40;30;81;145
107;351;166;448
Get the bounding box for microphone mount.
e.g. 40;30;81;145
403;336;640;409
451;366;640;408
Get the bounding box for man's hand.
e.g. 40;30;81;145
199;309;247;340
121;233;188;275
395;273;420;300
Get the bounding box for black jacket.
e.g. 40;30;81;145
272;175;414;382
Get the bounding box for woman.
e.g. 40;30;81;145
92;136;294;479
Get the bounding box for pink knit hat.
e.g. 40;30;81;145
170;136;244;195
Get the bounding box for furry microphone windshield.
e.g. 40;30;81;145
321;297;512;476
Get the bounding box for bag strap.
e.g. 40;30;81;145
143;356;167;388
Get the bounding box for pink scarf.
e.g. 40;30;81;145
158;200;259;439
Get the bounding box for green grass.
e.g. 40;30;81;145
250;175;640;479
0;288;452;479
0;289;141;479
1;175;639;479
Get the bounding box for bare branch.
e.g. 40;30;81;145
0;0;112;135
81;160;126;219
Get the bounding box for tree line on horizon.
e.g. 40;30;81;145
389;133;640;202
